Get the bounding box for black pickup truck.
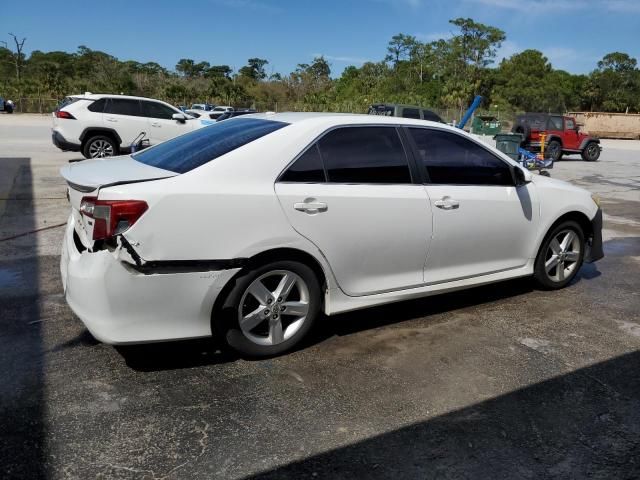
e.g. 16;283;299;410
368;103;442;122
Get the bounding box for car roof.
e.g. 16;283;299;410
69;93;171;102
245;111;452;129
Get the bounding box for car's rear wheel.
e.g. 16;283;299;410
83;135;117;159
534;221;584;290
215;260;321;357
581;142;600;161
546;140;562;161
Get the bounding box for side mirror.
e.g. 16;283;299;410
513;166;532;186
172;113;187;123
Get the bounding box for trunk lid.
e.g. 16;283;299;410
60;155;177;248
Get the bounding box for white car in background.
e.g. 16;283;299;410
52;94;204;159
59;113;604;357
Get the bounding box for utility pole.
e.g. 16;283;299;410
4;34;26;109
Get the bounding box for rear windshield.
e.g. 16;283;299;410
132;118;288;174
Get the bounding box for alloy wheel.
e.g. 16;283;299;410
89;139;114;158
544;229;581;282
238;270;310;346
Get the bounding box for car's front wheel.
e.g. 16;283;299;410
534;221;585;290
82;135;117;159
215;260;322;357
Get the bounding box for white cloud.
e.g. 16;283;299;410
415;31;453;42
495;40;521;63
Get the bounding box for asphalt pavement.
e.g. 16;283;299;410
1;114;639;479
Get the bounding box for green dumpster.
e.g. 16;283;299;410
494;133;523;161
471;115;502;135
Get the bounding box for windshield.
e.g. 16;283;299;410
132;118;289;174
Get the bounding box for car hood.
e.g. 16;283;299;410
60;154;178;191
531;172;590;195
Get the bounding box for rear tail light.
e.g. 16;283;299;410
55;110;76;119
80;196;148;240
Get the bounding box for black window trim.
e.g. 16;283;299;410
402;126;519;187
276;124;422;186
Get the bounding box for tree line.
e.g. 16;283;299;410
1;19;639;116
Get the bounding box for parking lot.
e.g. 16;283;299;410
1;114;639;479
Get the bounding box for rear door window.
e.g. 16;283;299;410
87;98;106;113
279;144;326;183
548;116;563;130
133;118;288;174
409;128;513;186
565;118;575;130
318;126;412;184
104;98;143;117
402;108;421;119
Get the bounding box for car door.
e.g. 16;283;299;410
563;117;581;150
406;127;539;285
102;98;147;148
141;100;192;144
275;125;433;296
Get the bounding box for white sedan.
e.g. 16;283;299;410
59;113;604;357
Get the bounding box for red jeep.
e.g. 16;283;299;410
512;113;601;162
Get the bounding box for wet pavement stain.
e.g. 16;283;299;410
603;237;640;256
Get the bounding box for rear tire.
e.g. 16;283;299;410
82;135;117;159
534;220;585;290
581;142;600;161
546;140;562;162
214;260;322;357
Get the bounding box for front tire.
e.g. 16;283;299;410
82;135;117;159
581;142;600;161
214;260;322;357
534;221;585;290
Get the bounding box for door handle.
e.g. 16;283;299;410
105;117;117;122
294;201;328;214
434;197;459;210
151;122;161;127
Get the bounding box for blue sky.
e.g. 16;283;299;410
5;0;640;76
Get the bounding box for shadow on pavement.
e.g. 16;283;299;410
0;158;46;479
248;349;640;479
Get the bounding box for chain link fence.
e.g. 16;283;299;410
9;96;518;132
9;98;60;114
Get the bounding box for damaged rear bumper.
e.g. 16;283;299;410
60;217;240;344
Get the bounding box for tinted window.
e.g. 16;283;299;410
409;128;513;186
104;98;142;116
565;118;575;130
133;118;288;174
422;110;443;122
548;116;563;130
318;127;411;184
403;108;420;119
87;98;106;113
142;101;176;120
280;144;326;183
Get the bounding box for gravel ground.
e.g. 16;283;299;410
1;114;639;479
